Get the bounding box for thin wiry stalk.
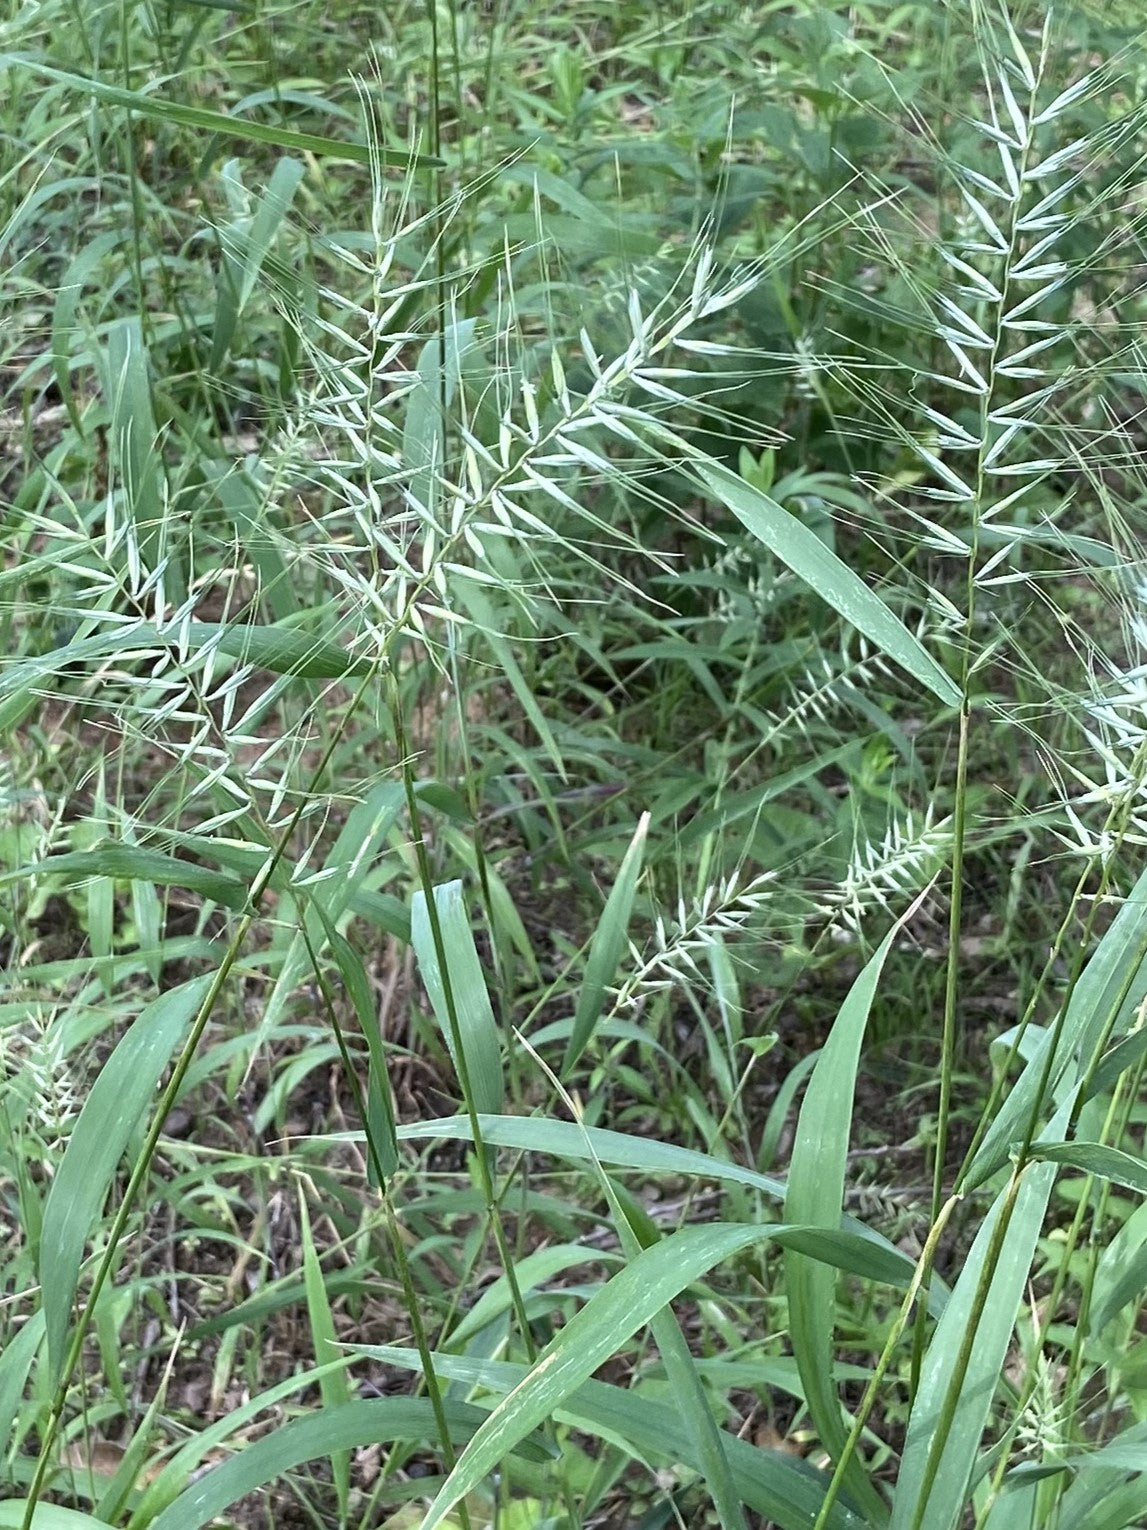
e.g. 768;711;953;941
812;1195;960;1530
389;676;581;1530
388;666;537;1359
299;921;463;1481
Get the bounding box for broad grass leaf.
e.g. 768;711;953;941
0;1509;109;1530
201;619;370;678
39;975;213;1383
698;461;960;706
0;626;169;700
784;921;903;1527
362;1343;868;1530
417;1223;786;1530
0;1311;44;1462
759;1051;819;1173
95;1374;171;1524
161;831;279;886
147;1400;551;1530
448;1244;623;1349
86;773;115;991
1092;1199;1147;1333
205;462;301;623
524;1016;676;1063
251;780;404;1052
978;1479;1040;1530
771;1227;945;1315
1054;1422;1147;1530
1086;1024;1147;1103
395;1111;786;1199
6;844;249;911
498;211;662;261
965;864;1147;1189
412;880;502;1117
237;158;303;310
324;924;399;1182
211;157;305;371
455;582;566;781
51;229;121;432
347;886;411;941
1029;1141;1147;1196
100;318;174;598
0;619;368;699
590;1168;749;1530
2;58;439;166
1075;1483;1147;1530
122;826;164;986
403;321;480;516
564;812;649;1074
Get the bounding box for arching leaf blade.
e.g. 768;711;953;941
698;461;959;706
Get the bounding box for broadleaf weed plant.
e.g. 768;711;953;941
3;4;1147;1530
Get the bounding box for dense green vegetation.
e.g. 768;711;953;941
2;1;1147;1526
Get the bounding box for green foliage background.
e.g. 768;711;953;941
2;1;1147;1527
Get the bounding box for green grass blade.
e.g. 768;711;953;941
784;923;902;1527
0;619;369;701
412;879;503;1117
211;157;305;371
362;1345;869;1530
675;748;857;846
51;229;121;433
298;1193;351;1518
0;1509;109;1530
202;619;370;678
402;321;480;515
5;844;249;910
889;1135;1064;1530
94;1375;171;1523
1;58;440;166
601;1168;749;1530
773;1227;945;1315
1076;1482;1147;1530
697;461;960;706
964;865;1147;1189
418;1223;781;1530
759;1051;819;1173
447;1244;623;1349
38;975;212;1383
147;1399;552;1530
325;925;399;1183
252;780;405;1051
1028;1141;1147;1195
563;812;649;1075
0;1312;44;1464
205;462;301;622
126;1361;358;1528
1091;1199;1147;1332
456;583;567;781
237;158;304;309
396;1112;786;1198
1055;1421;1147;1529
100;318;173;598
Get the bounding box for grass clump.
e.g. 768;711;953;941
2;3;1147;1530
